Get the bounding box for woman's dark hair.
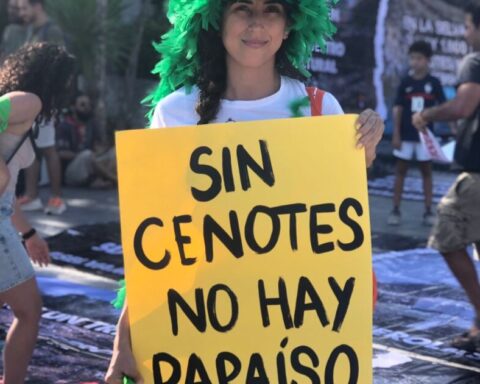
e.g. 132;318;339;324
195;1;306;125
0;42;76;122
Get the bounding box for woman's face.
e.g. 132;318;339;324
222;0;288;70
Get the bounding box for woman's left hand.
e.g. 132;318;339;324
356;109;384;167
25;234;50;267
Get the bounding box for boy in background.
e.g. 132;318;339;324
389;41;447;226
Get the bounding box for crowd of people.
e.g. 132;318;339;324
0;0;479;382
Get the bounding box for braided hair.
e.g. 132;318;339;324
144;0;337;124
196;1;307;124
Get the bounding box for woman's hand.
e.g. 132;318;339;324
105;344;143;384
25;234;50;267
356;109;385;167
106;305;143;384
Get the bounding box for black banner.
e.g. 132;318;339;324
312;0;469;131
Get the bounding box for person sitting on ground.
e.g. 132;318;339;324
56;93;117;188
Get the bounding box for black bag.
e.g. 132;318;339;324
454;112;480;172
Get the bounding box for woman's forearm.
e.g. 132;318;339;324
114;304;132;351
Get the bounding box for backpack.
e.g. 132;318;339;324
306;87;326;116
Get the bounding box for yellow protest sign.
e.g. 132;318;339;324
116;115;372;384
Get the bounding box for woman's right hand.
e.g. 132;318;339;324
105;344;143;384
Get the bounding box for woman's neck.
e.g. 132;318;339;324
224;60;281;101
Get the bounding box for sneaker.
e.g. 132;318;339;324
423;211;436;226
44;197;67;215
387;210;401;225
18;196;43;211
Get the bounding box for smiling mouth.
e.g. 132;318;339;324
242;40;268;48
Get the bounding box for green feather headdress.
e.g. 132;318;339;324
144;0;339;120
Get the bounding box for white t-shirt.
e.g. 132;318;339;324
150;76;344;128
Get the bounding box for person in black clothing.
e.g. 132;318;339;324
389;41;446;226
413;2;480;351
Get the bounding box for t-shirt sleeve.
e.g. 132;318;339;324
0;95;11;133
394;79;406;106
149;103;166;129
458;54;480;85
322;92;344;115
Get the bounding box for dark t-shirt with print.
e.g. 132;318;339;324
454;52;480;171
395;74;446;142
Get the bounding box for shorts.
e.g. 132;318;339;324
34;120;56;149
393;141;431;162
0;193;35;293
429;172;480;253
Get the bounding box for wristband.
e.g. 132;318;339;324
21;228;37;241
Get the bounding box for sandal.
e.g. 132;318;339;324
451;332;480;352
451;318;480;352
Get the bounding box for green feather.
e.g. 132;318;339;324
112;279;126;309
289;96;311;118
123;377;135;384
144;0;340;122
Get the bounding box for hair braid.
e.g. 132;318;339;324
196;29;227;125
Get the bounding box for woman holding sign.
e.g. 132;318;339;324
0;43;75;384
106;0;383;382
